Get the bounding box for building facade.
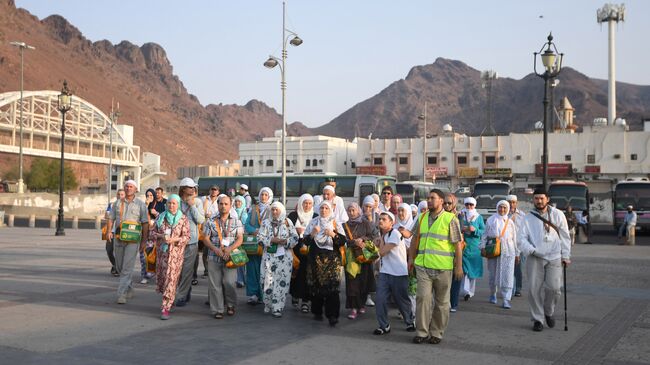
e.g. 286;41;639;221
238;133;357;176
355;123;650;189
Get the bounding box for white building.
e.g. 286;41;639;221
238;132;357;176
356;122;650;188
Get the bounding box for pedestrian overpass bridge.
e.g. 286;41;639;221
0;90;140;169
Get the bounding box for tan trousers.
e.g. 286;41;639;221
414;266;452;339
627;225;636;245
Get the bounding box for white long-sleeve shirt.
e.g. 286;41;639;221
517;206;571;261
624;211;637;226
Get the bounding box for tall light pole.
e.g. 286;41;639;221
534;33;563;191
10;41;35;194
418;102;427;181
263;1;302;206
106;101;120;206
597;4;625;125
56;81;72;236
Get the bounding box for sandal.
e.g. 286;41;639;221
373;325;391;335
191;279;199;286
214;312;224;319
412;336;428;344
428;336;442;344
300;304;310;313
226;306;235;316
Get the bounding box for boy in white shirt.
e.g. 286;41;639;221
373;212;416;335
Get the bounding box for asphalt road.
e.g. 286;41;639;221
0;227;649;365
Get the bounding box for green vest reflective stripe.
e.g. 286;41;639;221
415;210;455;270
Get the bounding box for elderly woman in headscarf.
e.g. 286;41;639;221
410;204;419;220
288;194;318;312
480;200;518;309
153;194;190;320
233;195;248;288
395;202;416;316
305;201;346;326
362;195;380;229
371;193;381;214
139;188;158;284
343;202;379;320
258;201;299;317
452;196;485;310
243;187;274;305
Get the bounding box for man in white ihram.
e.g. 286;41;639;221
517;188;571;332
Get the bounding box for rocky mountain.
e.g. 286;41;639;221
313;58;650;139
0;0;309;177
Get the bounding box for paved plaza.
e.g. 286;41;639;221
0;227;649;365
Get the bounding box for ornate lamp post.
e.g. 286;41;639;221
263;0;302;206
55;81;72;236
534;33;563;190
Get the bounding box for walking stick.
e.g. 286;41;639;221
563;262;568;331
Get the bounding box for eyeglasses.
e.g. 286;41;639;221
382;192;392;195
464;203;475;206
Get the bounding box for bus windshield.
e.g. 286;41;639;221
615;183;650;211
549;185;588;211
473;183;510;209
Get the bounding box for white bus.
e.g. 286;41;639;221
197;174;396;211
396;181;451;204
472;180;512;220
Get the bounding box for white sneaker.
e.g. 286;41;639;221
117;295;127;304
365;297;375;307
139;278;148;284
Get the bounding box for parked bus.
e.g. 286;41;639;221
613;178;650;231
473;180;512;220
548;180;590;212
197;175;396;211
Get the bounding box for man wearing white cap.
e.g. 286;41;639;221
239;184;251;210
322;185;349;224
507;194;526;297
175;177;205;307
619;205;637;246
107;179;149;304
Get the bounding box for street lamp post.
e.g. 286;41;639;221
106;102;120;207
534;33;563;191
418;102;428;182
10;41;35;194
56;81;72;236
263;0;302;207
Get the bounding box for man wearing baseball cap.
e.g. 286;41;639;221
175;177;205;307
106;179;149;304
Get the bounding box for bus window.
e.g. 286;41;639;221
359;184;375;203
301;177;321;196
285;178;301;197
377;178;393;193
250;178;277;197
333;177;356;197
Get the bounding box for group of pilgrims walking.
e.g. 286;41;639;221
105;177;571;343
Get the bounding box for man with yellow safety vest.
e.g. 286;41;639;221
402;189;464;344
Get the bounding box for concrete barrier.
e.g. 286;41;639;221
8;214;14;227
50;215;57;229
72;216;79;229
28;214;35;228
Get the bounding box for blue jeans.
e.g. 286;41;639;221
513;254;525;295
237;265;245;285
450;277;461;309
375;273;414;330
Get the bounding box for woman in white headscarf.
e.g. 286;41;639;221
258;201;298;317
305;201;346;326
480;200;518;309
410;204;419;220
243;186;274;304
454;196;485;308
287;194;318;312
371;193;381;214
395;203;414;247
